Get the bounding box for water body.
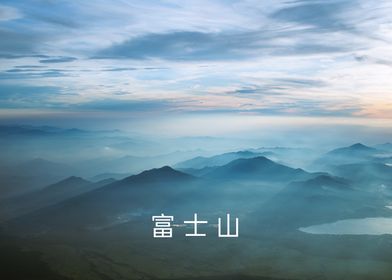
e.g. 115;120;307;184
299;217;392;235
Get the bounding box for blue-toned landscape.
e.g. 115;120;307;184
0;1;392;280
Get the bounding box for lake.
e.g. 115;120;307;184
299;217;392;235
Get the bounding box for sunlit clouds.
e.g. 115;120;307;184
0;0;391;121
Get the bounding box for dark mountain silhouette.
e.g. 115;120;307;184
0;158;77;199
178;166;218;177
89;172;130;181
313;143;381;168
327;143;377;157
290;174;352;191
247;146;316;169
375;142;392;152
118;165;193;185
44;176;91;192
6;166;199;231
203;156;309;182
175;151;274;169
331;162;392;187
1;177;114;220
251;174;388;230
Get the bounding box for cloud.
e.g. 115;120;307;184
39;56;77;63
103;67;138;72
193;98;363;117
31;13;79;29
96;31;254;60
0;69;67;80
222;78;326;97
0;84;62;108
97;28;350;61
14;65;47;69
0;29;42;54
0;0;390;120
270;1;354;31
0;4;22;21
103;67;168;72
0;54;48;59
274;78;326;88
74;99;174;112
354;54;392;67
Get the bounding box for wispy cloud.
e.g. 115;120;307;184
0;4;22;21
0;0;390;120
39;56;77;63
270;1;354;31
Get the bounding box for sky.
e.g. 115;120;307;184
0;0;391;135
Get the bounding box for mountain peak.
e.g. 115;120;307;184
143;165;179;174
349;143;370;150
230;156;274;166
54;176;90;186
288;174;351;192
249;156;271;162
216;156;274;169
326;142;376;156
43;176;91;193
205;155;308;181
121;166;193;184
174;150;263;169
305;175;347;186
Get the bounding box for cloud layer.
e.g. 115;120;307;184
0;0;391;119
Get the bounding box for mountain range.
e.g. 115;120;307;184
202;156;311;182
251;174;389;231
6;166;199;232
2;141;392;280
5;143;392;233
313;143;382;169
1;177;115;221
175;151;274;169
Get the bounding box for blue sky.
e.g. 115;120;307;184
0;0;391;124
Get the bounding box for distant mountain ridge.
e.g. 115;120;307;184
4;142;392;238
327;143;378;156
331;162;392;186
1;176;114;221
175;150;274;169
251;174;388;230
375;142;392;152
43;176;91;193
0;158;78;199
203;156;309;182
118;165;194;185
5;166;199;231
313;143;381;168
